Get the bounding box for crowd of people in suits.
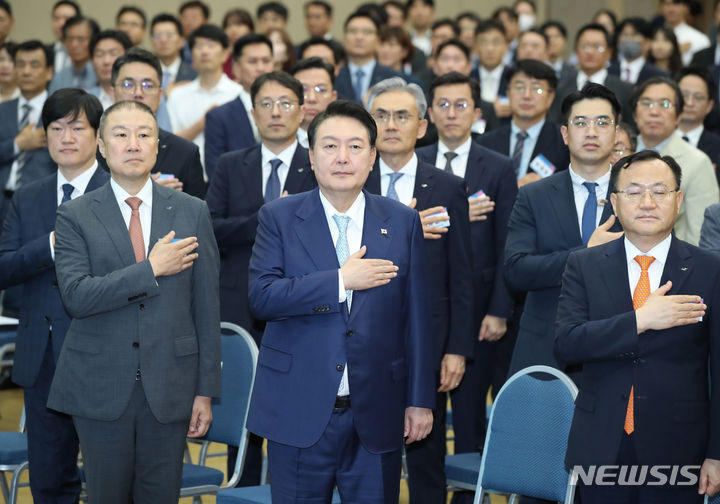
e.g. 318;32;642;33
3;0;720;502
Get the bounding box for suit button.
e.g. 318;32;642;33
346;330;353;337
336;364;344;372
139;304;145;311
132;342;139;348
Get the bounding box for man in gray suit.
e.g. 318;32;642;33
48;100;221;504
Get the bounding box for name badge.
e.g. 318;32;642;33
529;154;556;178
469;190;486;199
428;207;450;228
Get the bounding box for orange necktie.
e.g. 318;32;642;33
624;255;656;435
126;197;146;263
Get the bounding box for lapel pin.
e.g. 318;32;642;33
381;228;388;235
681;267;688;271
166;206;172;210
298;168;304;172
161;144;168;149
421;183;428;188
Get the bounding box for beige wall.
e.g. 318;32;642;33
8;0;716;47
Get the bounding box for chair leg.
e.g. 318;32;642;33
1;472;10;504
260;452;268;485
8;463;28;504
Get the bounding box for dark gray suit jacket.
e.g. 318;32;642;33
48;181;221;423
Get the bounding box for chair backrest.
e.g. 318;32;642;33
477;365;578;503
203;322;258;450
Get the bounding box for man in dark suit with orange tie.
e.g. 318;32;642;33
556;149;720;503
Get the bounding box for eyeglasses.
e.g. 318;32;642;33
681;91;708;103
615;185;678;202
579;44;607;53
302;84;330;97
568;116;615;130
510;83;547;95
434;99;471;113
255;98;298;112
118;78;160;94
372;110;416;124
637;98;674;110
613;145;630;157
346;28;376;36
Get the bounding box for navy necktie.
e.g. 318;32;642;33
354;68;366;103
61;183;74;204
512;130;528;176
264;158;282;202
581;181;598;245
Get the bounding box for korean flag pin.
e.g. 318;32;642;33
381;228;388;236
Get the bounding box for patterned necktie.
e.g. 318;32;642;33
162;69;172;90
333;214;352;311
512;130;528;176
444;151;458;174
125;197;146;262
386;172;404;201
264;158;282;202
581;182;598;245
61;183;74;204
9;104;32;190
354;68;366;103
624;255;656;435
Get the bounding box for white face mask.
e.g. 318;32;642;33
518;14;536;32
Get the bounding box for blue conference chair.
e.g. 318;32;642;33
178;322;259;500
0;407;28;504
0;318;18;387
217;485;342;504
445;365;578;504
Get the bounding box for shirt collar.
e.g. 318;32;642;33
480;64;504;79
57;161;98;195
161;57;182;75
624;233;672;268
637;132;675;153
379;153;418;178
578;68;608;85
568;164;611;191
620;56;646;71
681;124;704;145
348;59;376;77
18;90;48;110
318;187;366;225
438;137;472;157
261;140;298;169
511;118;545;138
110;176;154;210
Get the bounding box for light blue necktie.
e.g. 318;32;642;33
386;172;404;201
264;158;282;202
61;183;74;204
354;68;366;103
581;181;598;244
333;214;352;311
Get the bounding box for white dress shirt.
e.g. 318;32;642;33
435;137;472;179
624;234;672;296
111;177;154;257
160;57;182;86
480;65;505;102
510;119;545;178
577;69;608;91
379;154;418;205
297;128;309;149
50;163;100;258
7;91;48;190
569;164;611;233
319;188;365;396
261;141;296;195
619;56;646;84
679;124;703;148
166;74;243;168
238;86;259;141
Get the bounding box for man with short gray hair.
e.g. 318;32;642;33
364;76;473;503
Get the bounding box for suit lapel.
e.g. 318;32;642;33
283;146;311;194
245;146;265;206
599;238;634;314
550;171;582;245
41;174;59;232
149;183;176;248
349;192;392;322
365;160;382;194
413;162;435;208
85;166;110;193
90;183;136;267
295;188;338;272
660;237;693;294
466;142;487;192
415;145;437;166
156;129;171;169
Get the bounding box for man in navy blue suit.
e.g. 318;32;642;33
204;33;274;178
556;150;720;503
476;59;569;187
247;100;434;503
335;11;404;104
0;88;109;504
205;70;316;486
416;72;518;485
364;77;473;503
505;83;624;376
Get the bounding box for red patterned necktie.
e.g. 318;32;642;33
126;197;146;262
624;255;656;435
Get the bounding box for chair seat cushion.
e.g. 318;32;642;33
217;485;341;503
445;452;481;485
182;463;224;488
0;432;27;465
